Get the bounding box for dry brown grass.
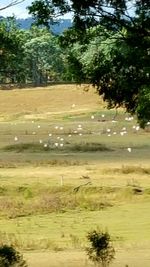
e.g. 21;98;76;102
24;249;150;267
0;85;103;120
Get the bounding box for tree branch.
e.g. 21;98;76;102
0;0;25;11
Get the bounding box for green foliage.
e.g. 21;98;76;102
61;24;150;127
137;87;150;128
0;245;27;267
23;27;64;85
0;17;25;83
0;18;66;85
27;0;56;29
86;229;115;267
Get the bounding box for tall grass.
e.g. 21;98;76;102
1;183;149;220
103;165;150;175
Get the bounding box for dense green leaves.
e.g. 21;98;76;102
64;25;150;126
0;18;66;85
86;229;115;267
24;27;64;85
0;245;27;267
28;0;55;28
0;18;25;83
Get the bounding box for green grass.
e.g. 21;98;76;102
1;201;150;249
0;85;149;266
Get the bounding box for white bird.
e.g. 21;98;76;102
127;147;132;152
44;144;48;148
14;136;18;141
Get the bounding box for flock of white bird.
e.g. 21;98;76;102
13;106;150;153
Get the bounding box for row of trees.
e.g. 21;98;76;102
0;17;67;85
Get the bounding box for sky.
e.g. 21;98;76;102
0;1;134;20
0;0;33;18
0;0;72;19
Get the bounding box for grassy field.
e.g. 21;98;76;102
0;84;150;266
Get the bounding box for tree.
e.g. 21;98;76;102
28;0;150;127
0;18;65;85
0;17;26;84
63;24;149;127
0;245;27;267
86;229;115;267
23;27;65;85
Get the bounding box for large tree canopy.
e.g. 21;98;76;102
28;0;150;127
0;17;66;85
0;18;25;83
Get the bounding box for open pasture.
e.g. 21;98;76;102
0;84;150;266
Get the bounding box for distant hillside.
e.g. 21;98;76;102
0;16;72;34
17;17;72;34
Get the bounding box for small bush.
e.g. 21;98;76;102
3;143;47;153
0;245;27;266
71;142;112;152
86;229;115;267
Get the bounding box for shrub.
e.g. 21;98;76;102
86;229;115;267
0;245;27;267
